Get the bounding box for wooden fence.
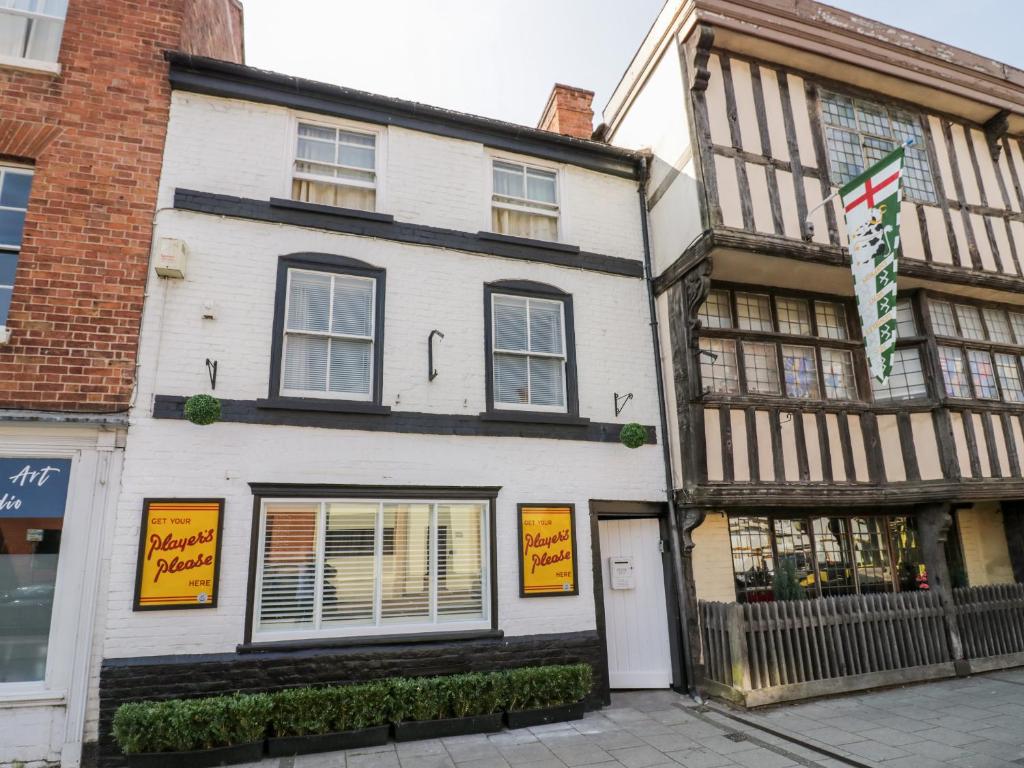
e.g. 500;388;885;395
700;584;1024;706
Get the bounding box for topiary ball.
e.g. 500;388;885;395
184;394;221;426
619;422;647;449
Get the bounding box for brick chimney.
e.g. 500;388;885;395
538;84;595;140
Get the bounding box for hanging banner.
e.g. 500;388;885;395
134;499;224;611
840;145;905;384
518;504;578;597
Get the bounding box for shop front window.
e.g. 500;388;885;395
0;457;70;683
728;512;926;603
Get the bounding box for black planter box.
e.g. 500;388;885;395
267;724;390;757
504;701;585;729
392;712;503;742
124;741;263;768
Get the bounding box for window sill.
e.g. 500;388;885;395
479;410;589;427
238;628;503;653
0;687;66;708
257;397;391;415
477;231;580;254
270;197;394;223
0;53;60;76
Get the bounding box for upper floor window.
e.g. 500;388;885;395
491;160;559;242
253;496;492;643
871;298;928;403
0;165;32;327
819;91;936;204
929;297;1024;404
697;287;861;403
0;0;66;65
269;255;386;406
292;122;377;212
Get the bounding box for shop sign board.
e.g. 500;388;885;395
517;504;578;597
133;498;224;610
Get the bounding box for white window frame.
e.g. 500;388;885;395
0;164;32;337
279;267;377;401
0;1;65;73
288;115;386;213
487;153;563;241
252;497;492;644
491;293;569;413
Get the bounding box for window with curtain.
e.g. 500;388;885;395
697;286;861;402
491;160;559;241
292;122;377;212
280;267;377;399
818;90;936;203
0;165;31;328
928;296;1024;403
0;0;66;64
491;293;568;411
254;498;490;641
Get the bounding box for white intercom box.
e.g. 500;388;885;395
154;237;188;279
609;556;635;590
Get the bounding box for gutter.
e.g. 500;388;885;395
637;154;700;698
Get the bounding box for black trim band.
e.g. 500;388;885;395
174;189;644;279
153;394;656;444
166;52;640;179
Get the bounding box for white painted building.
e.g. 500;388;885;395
89;55;684;763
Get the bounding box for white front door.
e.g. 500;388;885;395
599;518;673;689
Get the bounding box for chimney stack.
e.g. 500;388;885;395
538;84;595;140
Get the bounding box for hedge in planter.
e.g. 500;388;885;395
389;672;505;741
112;692;271;768
267;681;392;756
503;663;593;729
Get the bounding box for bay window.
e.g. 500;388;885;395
253;496;492;642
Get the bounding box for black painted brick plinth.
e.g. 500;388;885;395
97;630;603;768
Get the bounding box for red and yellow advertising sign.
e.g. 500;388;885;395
518;504;578;597
133;499;224;611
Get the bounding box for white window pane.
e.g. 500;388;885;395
815;301;848;340
529;299;563;355
493;162;524;198
895;299;917;338
287;271;331;332
736;292;773;331
331;275;373;337
494;353;528;404
699;289;732;329
782;345;820;399
258;503;319;630
955;305;985;340
322;503;377;626
491;207;558;240
283;334;329;392
380;504;432;624
821;92;857;129
338;144;374;170
872;347;927;401
700;338;738;394
855;101;891;138
328;339;372;395
776;297;811;336
298;123;336;141
743;341;780;395
996;354;1024;402
529;356;565;407
1010;313;1024;345
297;136;335;164
437;504;485;621
338;129;374;148
983;308;1013;344
930;301;957;337
526;169;557;204
0;11;28;58
821;348;857;400
493;295;527;351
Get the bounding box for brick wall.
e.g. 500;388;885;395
181;0;244;63
0;0;241;413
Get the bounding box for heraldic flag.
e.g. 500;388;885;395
840;144;906;384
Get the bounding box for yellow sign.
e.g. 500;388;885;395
133;499;224;611
518;504;578;597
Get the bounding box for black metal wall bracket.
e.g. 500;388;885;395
206;358;218;390
428;330;445;381
614;392;633;417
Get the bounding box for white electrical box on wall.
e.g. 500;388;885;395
609;556;635;590
154;237;188;279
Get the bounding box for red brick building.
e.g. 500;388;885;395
0;2;242;765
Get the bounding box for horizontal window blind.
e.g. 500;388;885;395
492;294;567;410
255;499;490;641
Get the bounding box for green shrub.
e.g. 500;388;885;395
502;664;593;712
184;394;221;425
388;676;449;722
270;681;392;737
619;422;648;449
112;693;272;754
441;672;506;718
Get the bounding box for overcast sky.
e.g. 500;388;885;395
243;1;1023;128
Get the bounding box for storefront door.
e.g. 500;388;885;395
599;518;672;688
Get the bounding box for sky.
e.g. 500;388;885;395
242;1;1023;128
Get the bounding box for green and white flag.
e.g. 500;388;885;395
840;145;906;384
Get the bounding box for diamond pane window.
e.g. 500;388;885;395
782;345;820;399
736;292;773;332
699;338;739;394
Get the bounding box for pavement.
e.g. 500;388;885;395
242;668;1024;768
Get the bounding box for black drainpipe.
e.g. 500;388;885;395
637;154;699;698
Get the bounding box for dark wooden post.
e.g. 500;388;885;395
1002;501;1024;584
917;503;964;662
679;505;708;682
